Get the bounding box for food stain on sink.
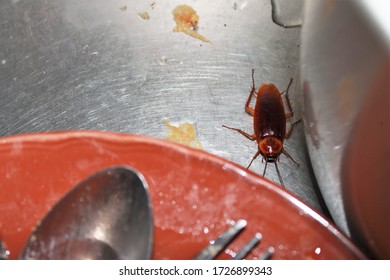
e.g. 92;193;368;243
163;120;204;150
172;4;210;43
138;12;150;21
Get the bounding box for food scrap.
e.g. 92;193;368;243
164;120;204;150
119;5;127;11
138;12;150;20
233;1;248;11
159;55;168;65
172;4;210;43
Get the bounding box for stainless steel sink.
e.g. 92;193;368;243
0;1;320;215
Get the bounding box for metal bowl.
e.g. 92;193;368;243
300;0;389;258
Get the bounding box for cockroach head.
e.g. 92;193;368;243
258;136;283;161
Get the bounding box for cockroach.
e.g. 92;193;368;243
223;69;301;187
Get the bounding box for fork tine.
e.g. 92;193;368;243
193;219;247;260
259;246;275;260
0;240;9;260
232;232;262;260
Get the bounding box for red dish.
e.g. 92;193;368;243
0;131;365;259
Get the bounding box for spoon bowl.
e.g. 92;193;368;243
20;166;153;260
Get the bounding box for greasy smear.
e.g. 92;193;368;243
164;120;204;150
172;4;210;43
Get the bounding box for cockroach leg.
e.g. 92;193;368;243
282;149;300;166
245;69;257;116
222;125;257;141
247;150;261;169
285;119;302;139
281;78;294;119
245;105;255;116
280;78;293;95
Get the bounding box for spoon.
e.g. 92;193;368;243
20;166;153;260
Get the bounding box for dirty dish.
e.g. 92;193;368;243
0;131;365;259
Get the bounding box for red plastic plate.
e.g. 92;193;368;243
0;131;365;259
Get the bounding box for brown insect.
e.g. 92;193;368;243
223;69;301;187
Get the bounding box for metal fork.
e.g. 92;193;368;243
0;240;9;260
194;219;275;260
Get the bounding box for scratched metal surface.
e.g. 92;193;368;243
0;0;322;211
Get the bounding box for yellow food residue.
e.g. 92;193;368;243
164;120;204;150
138;12;150;20
172;4;210;43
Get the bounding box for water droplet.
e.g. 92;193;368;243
226;219;235;225
278;244;284;249
159;200;164;205
224;248;236;258
222;164;228;170
292;250;298;256
314;247;321;255
178;227;185;234
203;227;209;234
158;192;164;197
171;200;176;205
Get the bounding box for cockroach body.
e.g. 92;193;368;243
223;69;301;187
